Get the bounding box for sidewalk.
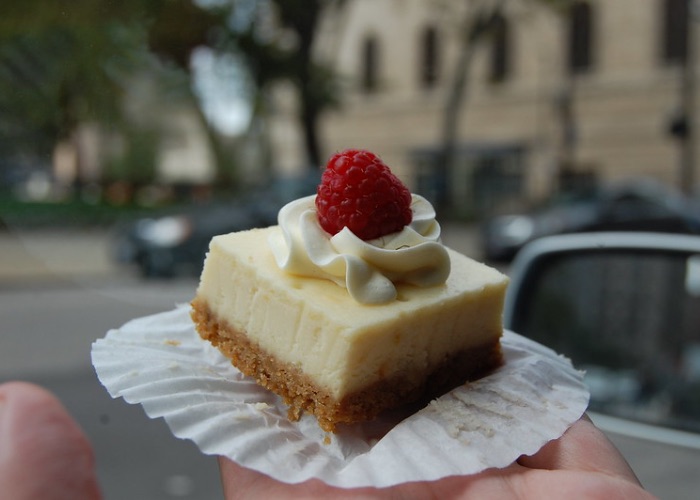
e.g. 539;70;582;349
0;223;484;285
0;228;119;286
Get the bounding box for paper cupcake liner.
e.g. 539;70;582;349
91;304;589;488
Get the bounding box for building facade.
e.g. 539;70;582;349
268;0;698;218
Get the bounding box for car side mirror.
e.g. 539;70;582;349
504;232;700;433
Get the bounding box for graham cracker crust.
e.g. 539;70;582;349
191;298;503;432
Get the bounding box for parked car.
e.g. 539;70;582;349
112;172;320;277
482;178;700;261
505;231;700;497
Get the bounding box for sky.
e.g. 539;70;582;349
191;47;253;136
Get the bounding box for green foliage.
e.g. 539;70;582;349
104;127;159;186
145;0;228;68
0;0;342;184
0;0;224;148
0;1;148;157
0;193;159;228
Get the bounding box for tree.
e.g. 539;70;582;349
0;2;145;168
437;0;507;212
273;0;342;168
225;0;343;170
145;1;239;187
0;0;342;193
541;0;583;190
436;0;577;212
0;1;237;188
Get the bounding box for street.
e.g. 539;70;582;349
1;227;699;498
0;277;223;499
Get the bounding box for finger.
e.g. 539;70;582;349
218;457;344;499
218;456;275;498
517;415;641;484
0;381;101;500
218;456;517;499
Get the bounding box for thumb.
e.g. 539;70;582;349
0;381;101;500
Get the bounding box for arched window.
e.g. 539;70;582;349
361;35;379;93
661;0;688;64
420;26;440;88
568;1;594;74
490;13;510;83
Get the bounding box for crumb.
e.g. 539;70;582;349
164;339;181;346
253;402;271;410
323;434;331;445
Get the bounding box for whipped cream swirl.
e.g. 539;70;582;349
268;194;451;304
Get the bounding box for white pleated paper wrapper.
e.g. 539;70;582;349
91;304;589;488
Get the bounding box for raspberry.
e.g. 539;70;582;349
315;149;413;240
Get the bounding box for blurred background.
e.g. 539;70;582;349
2;0;700;498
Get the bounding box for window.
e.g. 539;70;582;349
419;26;440;88
489;13;510;83
661;0;688;64
361;35;379;93
568;1;594;74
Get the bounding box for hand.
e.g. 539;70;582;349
0;381;101;500
218;415;657;499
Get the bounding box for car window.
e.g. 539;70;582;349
515;250;700;433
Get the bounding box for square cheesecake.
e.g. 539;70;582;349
191;226;509;432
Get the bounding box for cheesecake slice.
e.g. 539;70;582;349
191;226;508;432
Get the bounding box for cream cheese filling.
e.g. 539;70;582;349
197;228;508;398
